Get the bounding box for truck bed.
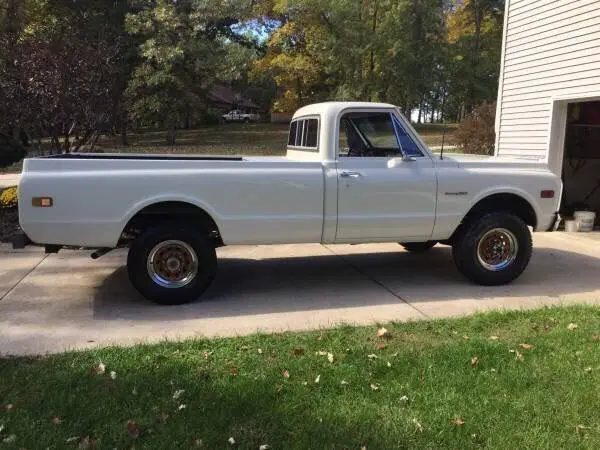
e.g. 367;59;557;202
43;152;244;161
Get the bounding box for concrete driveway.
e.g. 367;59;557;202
1;232;599;355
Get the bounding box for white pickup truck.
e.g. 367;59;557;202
17;102;562;304
221;110;260;123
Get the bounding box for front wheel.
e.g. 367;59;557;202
452;212;532;285
127;224;216;305
400;241;437;253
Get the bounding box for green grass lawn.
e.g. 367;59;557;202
1;123;457;173
1;305;599;449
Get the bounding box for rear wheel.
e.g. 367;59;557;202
127;224;216;305
452;212;532;285
400;241;437;253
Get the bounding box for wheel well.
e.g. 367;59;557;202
119;201;222;247
450;193;537;241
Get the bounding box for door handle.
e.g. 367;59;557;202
340;171;362;178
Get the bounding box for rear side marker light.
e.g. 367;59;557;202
540;190;555;199
32;197;53;207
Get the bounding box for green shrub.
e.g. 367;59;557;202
0;133;27;168
0;186;18;209
452;102;496;155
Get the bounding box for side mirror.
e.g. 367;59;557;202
387;155;416;168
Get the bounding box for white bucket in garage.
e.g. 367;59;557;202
565;219;579;232
574;211;596;232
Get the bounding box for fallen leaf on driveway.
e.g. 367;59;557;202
327;353;334;363
283;370;290;379
173;389;185;400
519;343;534;350
370;383;380;391
377;327;391;338
470;357;479;367
568;323;578;330
451;418;465;426
127;420;141;438
52;416;62;424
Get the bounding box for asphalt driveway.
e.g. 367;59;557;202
1;232;600;355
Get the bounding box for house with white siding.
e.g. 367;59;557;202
495;0;600;218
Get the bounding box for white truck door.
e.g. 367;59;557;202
335;110;436;241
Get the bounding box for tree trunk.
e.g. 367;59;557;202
167;125;176;145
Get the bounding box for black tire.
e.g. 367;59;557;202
452;212;532;286
400;241;437;253
127;224;216;305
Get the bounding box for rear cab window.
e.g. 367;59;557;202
288;117;320;151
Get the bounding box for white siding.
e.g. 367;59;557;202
496;0;600;159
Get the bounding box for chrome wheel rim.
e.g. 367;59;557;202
147;240;198;288
476;228;519;272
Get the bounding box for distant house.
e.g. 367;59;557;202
495;0;600;217
208;84;261;114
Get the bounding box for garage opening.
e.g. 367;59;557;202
560;101;600;230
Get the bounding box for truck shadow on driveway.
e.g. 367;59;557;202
92;246;600;321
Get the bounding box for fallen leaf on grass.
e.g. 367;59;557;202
66;436;79;443
259;445;270;450
257;348;263;354
94;362;106;375
283;370;290;379
173;389;185;400
302;381;308;386
341;380;349;385
327;353;334;363
470;357;479;367
387;361;392;368
316;351;328;356
377;327;391;338
229;366;238;377
276;383;284;392
2;435;16;443
4;404;13;412
314;375;321;384
576;424;587;436
291;348;305;356
110;371;117;380
228;436;236;445
178;404;186;411
51;416;62;425
370;383;380;391
160;412;169;424
515;350;524;361
367;354;378;360
132;387;138;396
489;336;499;340
519;343;534;350
584;367;593;373
568;323;578;330
78;435;95;449
462;335;470;341
127;420;141;438
412;418;423;433
451;418;465;426
592;334;600;342
316;334;323;341
376;343;386;350
193;438;203;447
400;395;409;402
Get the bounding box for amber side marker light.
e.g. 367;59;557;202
540;190;555;199
32;197;53;207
